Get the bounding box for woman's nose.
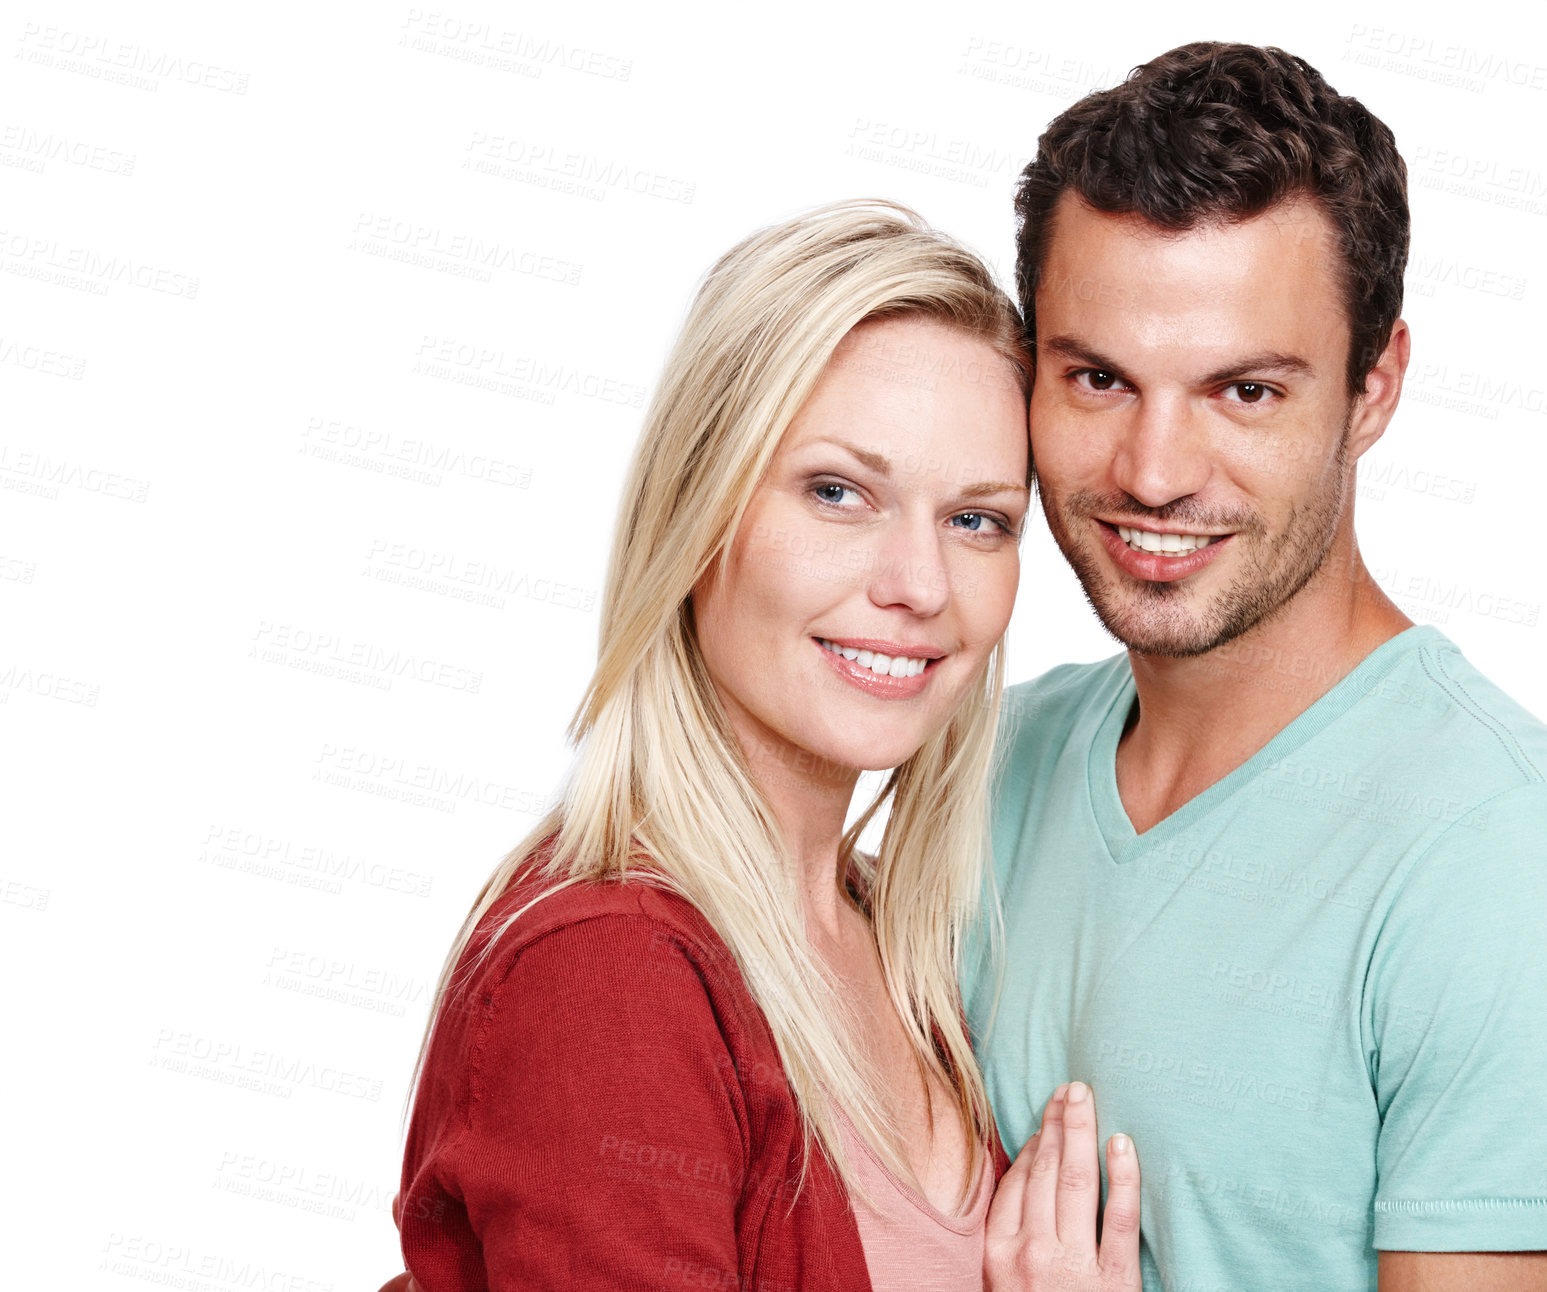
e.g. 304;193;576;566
864;519;951;617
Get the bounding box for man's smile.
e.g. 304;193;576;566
1095;520;1233;584
1113;524;1223;556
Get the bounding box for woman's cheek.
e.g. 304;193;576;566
954;549;1019;655
989;555;1022;638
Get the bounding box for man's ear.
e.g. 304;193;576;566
1347;319;1411;461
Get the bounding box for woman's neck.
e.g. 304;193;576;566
730;723;865;945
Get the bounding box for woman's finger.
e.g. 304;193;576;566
1055;1080;1101;1254
1099;1131;1143;1290
1022;1083;1067;1239
986;1130;1038;1241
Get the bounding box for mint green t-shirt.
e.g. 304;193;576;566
965;627;1547;1291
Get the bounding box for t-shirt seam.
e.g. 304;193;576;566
1361;779;1546;1092
1421;648;1542;785
1376;779;1544;899
1376;1196;1547;1212
1061;658;1132;864
998;659;1126;864
1099;640;1419;864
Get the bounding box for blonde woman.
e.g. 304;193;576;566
384;202;1140;1291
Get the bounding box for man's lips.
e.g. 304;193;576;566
1096;520;1232;583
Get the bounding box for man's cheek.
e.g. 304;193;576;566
1230;432;1319;487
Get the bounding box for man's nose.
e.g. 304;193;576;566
1110;393;1212;509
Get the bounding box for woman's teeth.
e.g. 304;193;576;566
1116;525;1218;556
819;639;930;678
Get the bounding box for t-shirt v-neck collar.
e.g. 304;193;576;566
1086;626;1446;864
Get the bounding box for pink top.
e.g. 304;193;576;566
835;1107;994;1290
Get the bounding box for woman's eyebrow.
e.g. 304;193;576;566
804;440;1027;500
806;438;892;476
958;480;1031;500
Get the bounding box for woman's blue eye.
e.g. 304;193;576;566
813;483;855;505
952;512;1003;533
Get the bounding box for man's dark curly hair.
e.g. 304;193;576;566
1015;42;1409;394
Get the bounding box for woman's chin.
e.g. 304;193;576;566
814;731;939;776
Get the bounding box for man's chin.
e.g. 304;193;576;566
1087;587;1242;659
1096;614;1230;658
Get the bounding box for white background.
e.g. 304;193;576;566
3;2;1544;1287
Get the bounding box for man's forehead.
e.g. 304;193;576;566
1033;192;1347;337
1039;192;1341;277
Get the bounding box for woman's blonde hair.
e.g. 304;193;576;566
415;200;1030;1206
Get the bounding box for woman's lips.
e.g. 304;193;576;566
812;637;937;698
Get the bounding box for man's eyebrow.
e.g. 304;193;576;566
1199;352;1315;384
1039;335;1126;374
1039;336;1316;385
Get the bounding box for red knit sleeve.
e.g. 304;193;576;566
419;913;750;1290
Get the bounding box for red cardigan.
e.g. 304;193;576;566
394;870;1009;1290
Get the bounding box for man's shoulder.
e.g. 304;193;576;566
991;653;1130;796
1378;630;1547;795
1002;652;1130;732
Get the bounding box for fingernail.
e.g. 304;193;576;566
1067;1080;1089;1104
1110;1133;1131;1155
1054;1082;1070;1101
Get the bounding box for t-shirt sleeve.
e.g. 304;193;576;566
445;914;749;1288
1367;783;1547;1251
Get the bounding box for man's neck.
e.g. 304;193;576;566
1115;545;1413;835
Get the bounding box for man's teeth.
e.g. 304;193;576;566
1116;525;1218;556
819;639;930;678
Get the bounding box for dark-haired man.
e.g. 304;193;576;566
966;43;1547;1292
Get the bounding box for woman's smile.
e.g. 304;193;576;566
814;635;943;698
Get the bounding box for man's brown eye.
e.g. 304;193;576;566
1236;383;1265;403
1089;370;1115;390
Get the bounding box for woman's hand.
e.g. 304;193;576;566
984;1081;1142;1292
